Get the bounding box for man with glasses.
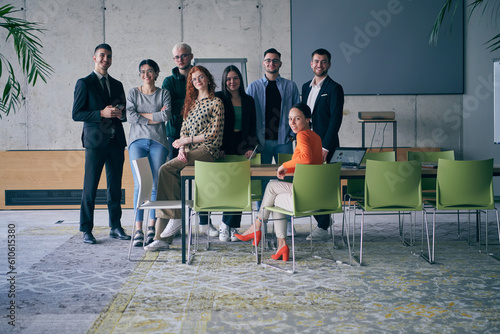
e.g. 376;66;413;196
160;43;218;238
247;48;300;237
162;43;193;160
302;48;344;241
247;48;300;164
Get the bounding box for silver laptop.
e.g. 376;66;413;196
330;147;366;168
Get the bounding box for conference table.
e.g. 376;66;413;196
178;164;500;264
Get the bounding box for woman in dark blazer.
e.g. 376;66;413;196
216;65;258;242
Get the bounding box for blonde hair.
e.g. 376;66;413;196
172;43;192;54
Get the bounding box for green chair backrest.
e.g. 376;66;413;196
194;160;252;212
219;154;262;200
278;153;293;165
361;151;396;164
407;150;455;192
291;163;342;216
407;150;455;162
363;160;422;211
347;151;396;198
436;158;494;210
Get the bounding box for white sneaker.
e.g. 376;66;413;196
144;240;170;251
230;228;239;242
200;223;219;237
306;227;329;241
160;219;182;238
219;222;230;242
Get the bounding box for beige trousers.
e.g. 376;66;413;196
258;180;293;239
154;147;213;241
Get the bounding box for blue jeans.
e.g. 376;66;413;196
129;139;168;222
261;140;292;164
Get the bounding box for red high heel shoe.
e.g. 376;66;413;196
271;245;289;262
234;230;261;246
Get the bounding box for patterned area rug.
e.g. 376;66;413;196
1;223;499;333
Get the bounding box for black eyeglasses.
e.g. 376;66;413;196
264;59;280;64
173;53;192;61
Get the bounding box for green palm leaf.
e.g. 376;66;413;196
0;4;53;117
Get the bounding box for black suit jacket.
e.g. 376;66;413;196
72;72;127;149
216;91;258;154
302;76;344;159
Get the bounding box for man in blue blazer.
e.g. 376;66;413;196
72;43;130;244
302;48;344;241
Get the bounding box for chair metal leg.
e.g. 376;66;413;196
187;210;197;265
205;213;211;251
343;211;353;265
360;211;364;265
291;217;296;273
420;209;435;264
309;216;313;254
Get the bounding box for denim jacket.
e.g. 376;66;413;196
246;75;300;145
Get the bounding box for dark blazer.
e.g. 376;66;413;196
216;91;258;155
302;76;344;160
72;72;127;149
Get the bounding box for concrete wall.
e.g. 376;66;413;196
0;0;465;156
463;0;500;190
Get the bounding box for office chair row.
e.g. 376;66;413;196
128;151;500;273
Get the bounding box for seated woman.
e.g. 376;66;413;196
234;103;323;261
144;66;224;251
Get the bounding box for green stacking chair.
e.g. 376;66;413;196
346;151;396;206
407;150;455;199
346;151;396;247
422;158;499;263
278;153;293;165
354;160;422;265
189;160;256;264
407;150;464;239
263;163;347;273
220;154;262;201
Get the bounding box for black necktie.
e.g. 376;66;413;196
101;77;110;100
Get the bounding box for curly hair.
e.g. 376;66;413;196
183;65;216;119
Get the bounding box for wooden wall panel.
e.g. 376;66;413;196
0;150;134;210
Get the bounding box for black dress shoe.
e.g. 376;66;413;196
110;227;131;240
83;232;97;244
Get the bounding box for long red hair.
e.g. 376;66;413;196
183;65;216;119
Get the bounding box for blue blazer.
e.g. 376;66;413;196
72;72;127;149
302;76;344;159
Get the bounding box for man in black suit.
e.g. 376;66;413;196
72;43;130;244
302;48;344;241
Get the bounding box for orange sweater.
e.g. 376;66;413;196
282;129;323;173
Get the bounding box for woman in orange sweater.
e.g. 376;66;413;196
235;103;323;261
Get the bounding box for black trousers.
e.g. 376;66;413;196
314;214;331;230
79;138;124;233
